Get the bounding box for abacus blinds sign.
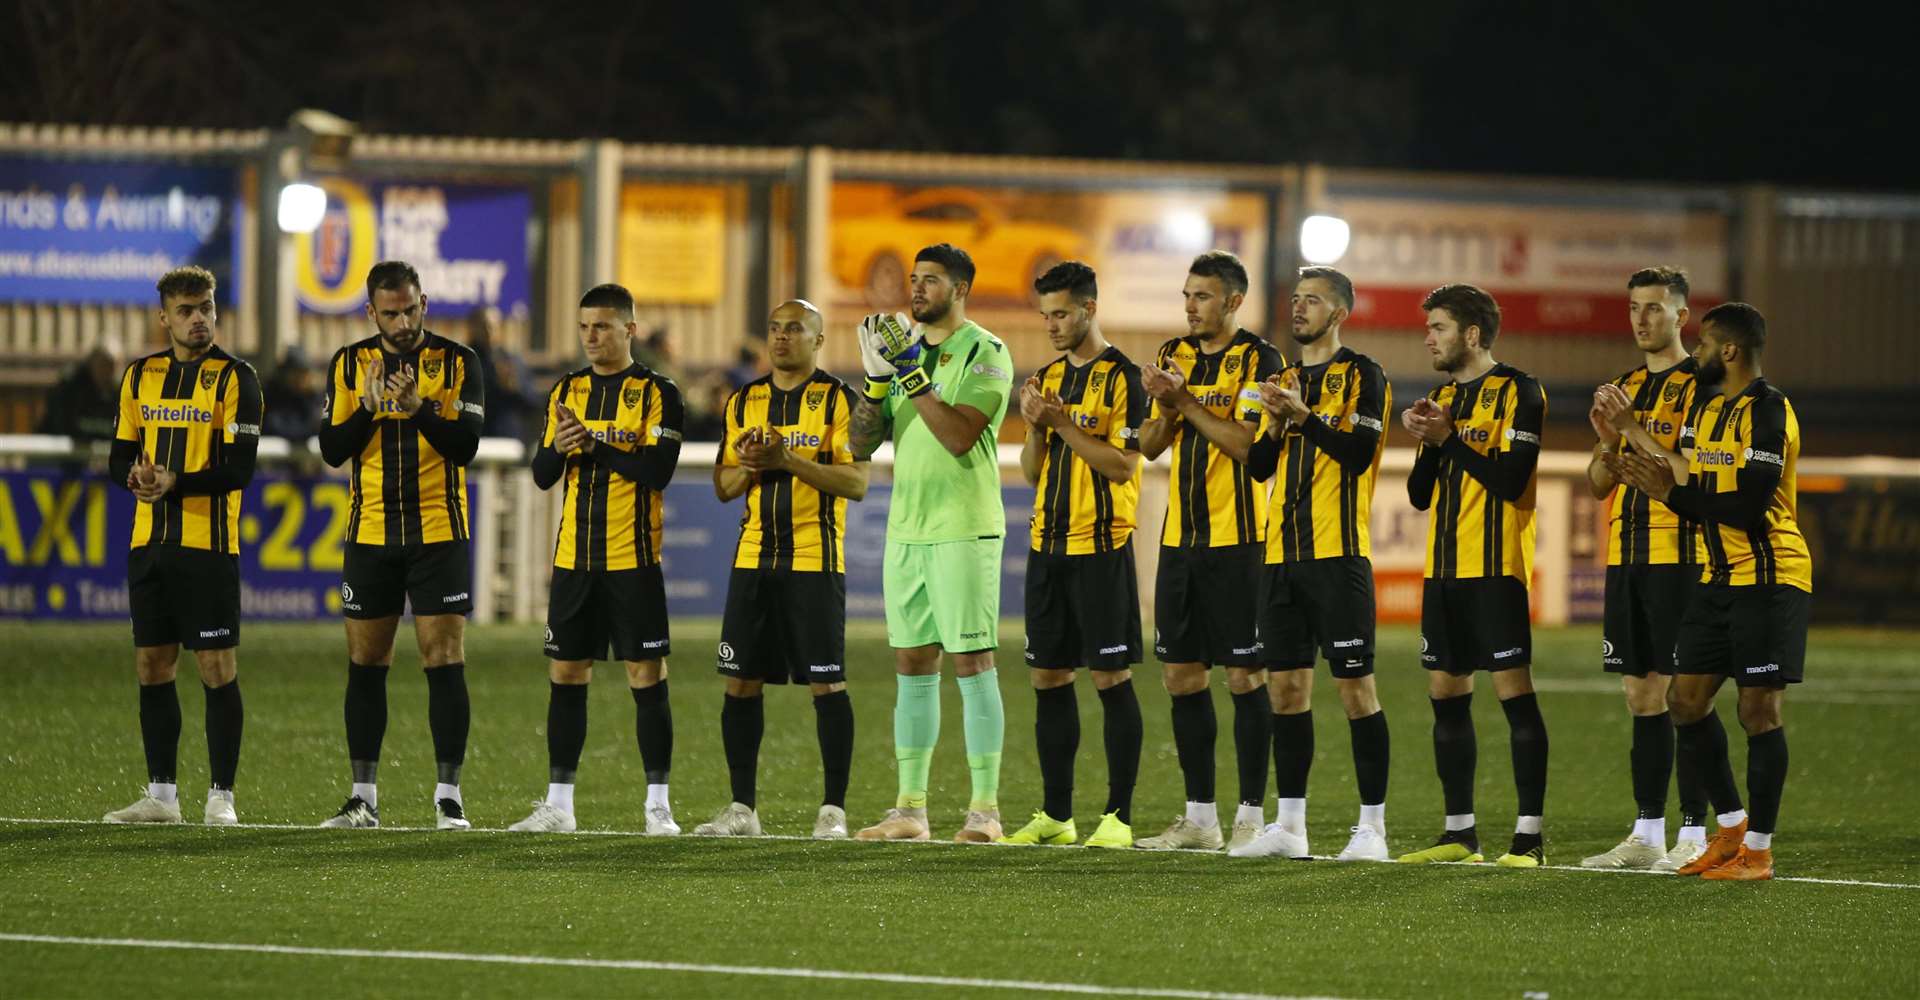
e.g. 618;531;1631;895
294;177;532;316
0;158;240;303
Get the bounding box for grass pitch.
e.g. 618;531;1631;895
2;620;1917;998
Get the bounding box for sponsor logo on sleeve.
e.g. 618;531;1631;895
1745;448;1784;466
1506;428;1540;445
1353;415;1383;432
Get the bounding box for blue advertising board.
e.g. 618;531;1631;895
657;482;1035;620
0;158;240;303
294;178;532;318
0;468;470;621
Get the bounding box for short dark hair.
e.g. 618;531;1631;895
1700;302;1766;356
156;265;215;303
1033;260;1097;302
366;260;421;302
1627;266;1691;302
579;283;636;319
1296;265;1354;310
1421;283;1502;346
915;243;976;289
1188;250;1249;297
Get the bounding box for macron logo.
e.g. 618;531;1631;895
1493;647;1524;660
1747;662;1781;675
1332;638;1364;649
1099;644;1130;655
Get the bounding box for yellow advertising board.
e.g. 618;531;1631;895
619;183;728;304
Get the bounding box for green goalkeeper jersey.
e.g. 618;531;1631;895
882;320;1013;544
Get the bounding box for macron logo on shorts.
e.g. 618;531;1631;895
1332;638;1364;649
643;639;669;649
809;664;840;674
443;592;469;603
1493;647;1524;660
1099;644;1130;655
198;628;231;639
1747;662;1781;675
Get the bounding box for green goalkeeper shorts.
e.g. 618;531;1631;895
883;536;1002;653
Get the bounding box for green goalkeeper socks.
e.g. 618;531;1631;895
894;674;941;809
958;670;1005;812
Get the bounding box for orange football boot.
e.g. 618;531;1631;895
1701;845;1774;881
1676;818;1748;876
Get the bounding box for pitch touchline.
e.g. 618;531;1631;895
0;932;1344;1000
3;816;1916;890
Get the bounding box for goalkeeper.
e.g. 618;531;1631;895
849;243;1016;844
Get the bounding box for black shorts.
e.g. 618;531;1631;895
128;545;239;650
1257;557;1376;678
1603;564;1696;676
717;568;845;684
1154;543;1263;667
546;565;671;662
341;541;472;619
1024;545;1144;671
1421;576;1532;675
1677;582;1808;687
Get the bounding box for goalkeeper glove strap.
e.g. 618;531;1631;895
864;375;892;402
896;366;932;399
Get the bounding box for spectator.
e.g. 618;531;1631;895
633;326;678;380
680;370;732;442
725;340;768;391
466;306;541;444
262;345;324;441
38;340;123;442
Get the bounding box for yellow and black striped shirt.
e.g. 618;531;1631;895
1249;348;1390;563
1155;329;1284;548
1409;364;1546;583
1668;379;1811;592
112;346;263;554
1607;358;1701;566
536;364;685;572
720;371;857;573
1030;347;1146;555
321;332;484;546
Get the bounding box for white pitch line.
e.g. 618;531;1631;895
3;817;1916;890
0;932;1346;1000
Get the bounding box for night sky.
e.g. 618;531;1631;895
3;0;1909;190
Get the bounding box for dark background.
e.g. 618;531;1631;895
3;0;1909;189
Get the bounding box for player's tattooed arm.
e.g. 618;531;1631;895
850;396;889;460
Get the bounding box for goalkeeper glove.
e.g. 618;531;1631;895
857;313;897;402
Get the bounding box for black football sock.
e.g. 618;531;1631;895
425;664;469;786
1438;825;1479;852
1501;692;1549;818
1630;711;1674;821
344;662;388;785
721;693;765;809
203;680;243;791
631;680;673;784
1509;830;1543;857
1431;693;1477;817
1676;710;1743;815
139;680;181;786
1232;689;1271;808
1746;728;1788;837
1348;710;1390;807
812;690;854;809
1272;709;1314;802
1034;684;1079;823
1097;679;1143;825
1675;714;1711;829
547;682;589;784
1169;690;1216;804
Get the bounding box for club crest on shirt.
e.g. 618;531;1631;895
1223;355;1241;378
1323;371;1344;395
623;384;643;408
1663;381;1683;404
1481;385;1499;408
423;356;443;380
199;367;218;391
806;387;826;410
1088;370;1106;394
939;353;955;367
